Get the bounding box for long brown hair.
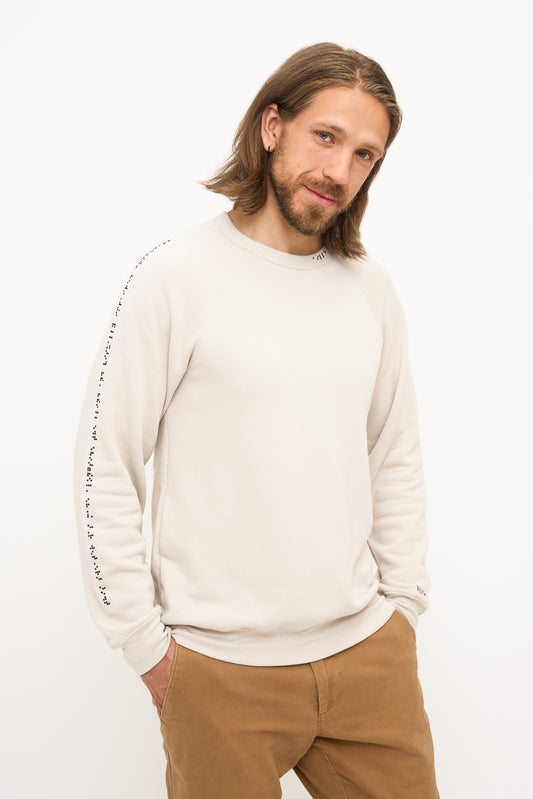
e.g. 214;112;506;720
201;42;402;260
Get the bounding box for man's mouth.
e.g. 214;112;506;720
303;186;336;208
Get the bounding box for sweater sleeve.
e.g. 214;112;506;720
72;240;192;676
366;276;431;630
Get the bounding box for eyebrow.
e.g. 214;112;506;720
314;122;385;158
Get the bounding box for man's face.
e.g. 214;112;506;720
266;85;391;237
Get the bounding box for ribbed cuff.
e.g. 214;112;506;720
120;613;172;676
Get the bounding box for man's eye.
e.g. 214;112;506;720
317;132;332;142
357;150;373;161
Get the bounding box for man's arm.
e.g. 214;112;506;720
72;240;192;676
366;275;431;630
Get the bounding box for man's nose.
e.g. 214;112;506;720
322;149;352;186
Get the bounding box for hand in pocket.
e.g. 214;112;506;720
140;637;177;708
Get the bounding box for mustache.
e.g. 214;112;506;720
300;179;346;204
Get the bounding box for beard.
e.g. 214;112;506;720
267;143;350;237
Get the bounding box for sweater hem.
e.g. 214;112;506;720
169;593;397;666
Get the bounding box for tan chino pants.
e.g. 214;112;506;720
152;608;440;798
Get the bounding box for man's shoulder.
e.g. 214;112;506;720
127;213;228;291
340;251;392;290
167;212;224;251
338;252;394;324
153;212;225;264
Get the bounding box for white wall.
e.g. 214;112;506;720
2;0;531;796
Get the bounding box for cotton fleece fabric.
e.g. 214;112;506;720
72;211;431;677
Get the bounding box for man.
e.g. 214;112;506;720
73;42;440;798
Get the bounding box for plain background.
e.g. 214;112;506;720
1;0;532;796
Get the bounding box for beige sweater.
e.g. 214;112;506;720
72;211;431;676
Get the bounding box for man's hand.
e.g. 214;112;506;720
140;637;177;709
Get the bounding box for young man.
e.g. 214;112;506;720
73;42;440;798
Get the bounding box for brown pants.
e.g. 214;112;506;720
152;609;440;798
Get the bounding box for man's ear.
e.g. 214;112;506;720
261;103;282;152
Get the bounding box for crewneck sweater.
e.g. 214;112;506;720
72;211;431;677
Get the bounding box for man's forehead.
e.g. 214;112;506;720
303;84;366;110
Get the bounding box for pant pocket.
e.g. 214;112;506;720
392;609;417;642
154;641;182;722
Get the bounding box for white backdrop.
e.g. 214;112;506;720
1;0;532;797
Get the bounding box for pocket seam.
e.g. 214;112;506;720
159;640;181;721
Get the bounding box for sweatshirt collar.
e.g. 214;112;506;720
213;211;332;270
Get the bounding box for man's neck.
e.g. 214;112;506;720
227;203;323;256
